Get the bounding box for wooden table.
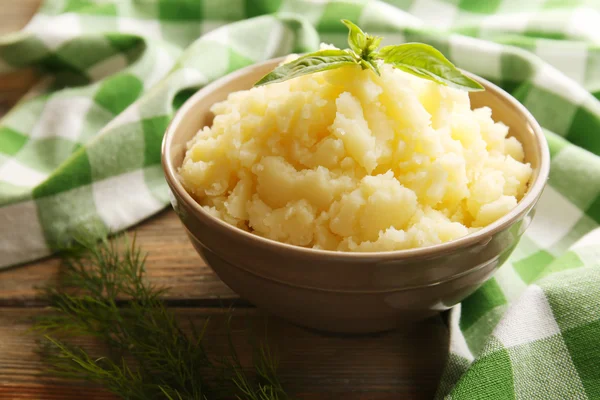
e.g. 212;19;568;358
0;2;449;398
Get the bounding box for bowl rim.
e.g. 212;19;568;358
162;56;550;261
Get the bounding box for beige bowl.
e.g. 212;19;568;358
162;58;550;334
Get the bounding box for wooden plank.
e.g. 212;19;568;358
0;210;236;306
0;307;449;399
0;69;40;113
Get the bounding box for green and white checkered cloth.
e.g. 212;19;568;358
1;0;599;398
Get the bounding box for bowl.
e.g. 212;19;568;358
162;57;550;334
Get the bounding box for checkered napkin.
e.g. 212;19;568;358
1;0;599;398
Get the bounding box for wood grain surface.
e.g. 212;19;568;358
0;0;450;398
0;308;448;400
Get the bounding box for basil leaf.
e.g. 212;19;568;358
360;59;380;76
254;20;485;92
378;43;484;91
365;35;382;55
341;19;366;56
254;50;357;86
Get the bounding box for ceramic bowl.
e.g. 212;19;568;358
162;57;550;334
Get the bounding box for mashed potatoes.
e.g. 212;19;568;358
179;51;532;252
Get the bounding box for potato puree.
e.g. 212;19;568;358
179;53;532;252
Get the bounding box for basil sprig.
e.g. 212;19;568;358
255;19;484;92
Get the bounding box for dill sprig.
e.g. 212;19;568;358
33;235;288;400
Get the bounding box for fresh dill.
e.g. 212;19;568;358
33;235;288;400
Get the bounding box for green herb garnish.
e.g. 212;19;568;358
255;19;484;92
34;235;288;400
